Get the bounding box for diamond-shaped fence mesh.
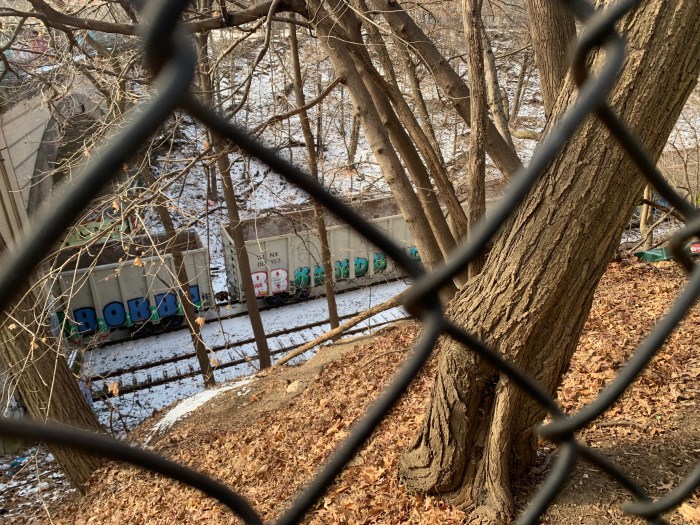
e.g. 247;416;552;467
0;0;699;523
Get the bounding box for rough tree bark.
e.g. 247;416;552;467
0;285;104;491
526;0;577;118
399;1;700;521
463;0;487;277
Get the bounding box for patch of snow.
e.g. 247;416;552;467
145;376;254;443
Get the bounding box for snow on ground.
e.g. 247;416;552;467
85;279;410;432
144;377;254;444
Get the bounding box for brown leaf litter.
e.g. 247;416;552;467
8;262;700;524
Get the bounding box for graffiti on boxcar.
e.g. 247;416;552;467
251;271;268;296
294;266;311;288
373;253;387;272
354;257;368;278
409;246;421;261
313;264;324;285
61;286;202;335
270;268;288;293
334;259;349;280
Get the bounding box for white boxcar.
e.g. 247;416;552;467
54;230;213;342
221;197;417;304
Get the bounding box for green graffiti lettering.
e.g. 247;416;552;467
294;266;311;288
373;253;387;273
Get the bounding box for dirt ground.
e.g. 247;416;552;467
4;261;700;524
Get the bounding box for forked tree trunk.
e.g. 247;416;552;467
307;0;448;281
368;0;523;179
399;1;700;520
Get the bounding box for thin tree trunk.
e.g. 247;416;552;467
640;184;653;250
526;0;577;119
400;1;700;520
308;0;447;282
481;24;514;149
510;53;531;125
195;0;219;200
368;0;523;179
139;166;215;387
217;152;272;369
347;113;360;168
288;21;339;331
398;45;444;164
463;0;487;277
193;28;271;368
1;286;104;491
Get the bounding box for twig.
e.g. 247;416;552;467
274;289;409;367
360;347;411;368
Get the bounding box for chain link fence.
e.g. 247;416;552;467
0;0;699;523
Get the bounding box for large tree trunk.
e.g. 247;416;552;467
1;288;104;491
399;1;700;520
526;0;577;119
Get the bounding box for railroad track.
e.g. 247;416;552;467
89;307;409;400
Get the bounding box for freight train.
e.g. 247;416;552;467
220;197;415;305
55;196;498;343
54;230;213;343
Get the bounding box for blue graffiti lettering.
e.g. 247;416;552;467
73;307;97;333
409;246;421;261
127;297;150;322
354;257;369;277
155;293;178;318
103;301;126;328
189;285;201;305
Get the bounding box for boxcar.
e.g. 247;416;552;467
53;229;213;342
221;197;427;305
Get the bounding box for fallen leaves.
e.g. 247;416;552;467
40;262;698;525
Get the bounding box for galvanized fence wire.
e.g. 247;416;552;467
0;0;698;523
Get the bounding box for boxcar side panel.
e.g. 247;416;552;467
57;236;211;341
